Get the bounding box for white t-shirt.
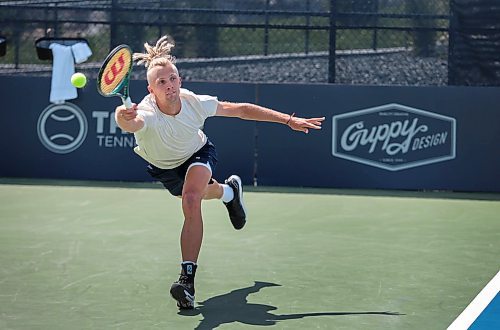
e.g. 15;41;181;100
133;88;218;169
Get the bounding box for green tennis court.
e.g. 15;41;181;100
1;181;499;329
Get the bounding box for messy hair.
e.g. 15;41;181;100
133;35;176;70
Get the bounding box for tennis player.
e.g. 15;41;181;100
114;36;325;309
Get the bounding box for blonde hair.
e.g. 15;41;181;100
133;35;176;70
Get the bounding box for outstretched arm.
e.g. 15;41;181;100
216;101;325;134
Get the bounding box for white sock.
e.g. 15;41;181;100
221;184;234;203
181;261;197;266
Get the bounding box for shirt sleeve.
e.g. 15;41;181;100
180;88;218;118
195;94;218;118
134;110;150;132
134;102;155;134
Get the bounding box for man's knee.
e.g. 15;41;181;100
182;190;203;212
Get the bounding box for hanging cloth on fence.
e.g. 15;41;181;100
49;43;77;104
71;42;92;64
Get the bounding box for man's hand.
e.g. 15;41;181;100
288;115;325;134
115;103;144;133
116;103;138;121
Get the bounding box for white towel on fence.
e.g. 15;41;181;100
71;42;92;64
49;43;77;104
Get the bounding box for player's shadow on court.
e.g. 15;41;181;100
178;281;402;329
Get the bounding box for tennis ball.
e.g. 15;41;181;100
71;72;87;88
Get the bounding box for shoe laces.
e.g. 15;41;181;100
226;178;236;189
177;274;193;286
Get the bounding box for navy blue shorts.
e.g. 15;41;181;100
146;141;218;197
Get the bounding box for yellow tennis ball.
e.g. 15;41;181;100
71;72;87;88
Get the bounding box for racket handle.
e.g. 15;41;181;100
123;96;132;109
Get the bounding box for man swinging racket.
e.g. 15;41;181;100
113;35;325;309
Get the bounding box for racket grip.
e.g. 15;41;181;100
123;97;132;109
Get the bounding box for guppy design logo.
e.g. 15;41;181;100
332;103;456;171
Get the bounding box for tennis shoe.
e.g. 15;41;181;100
170;275;195;309
223;175;247;230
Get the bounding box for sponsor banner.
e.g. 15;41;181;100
256;84;500;192
0;77;255;184
332;103;456;171
1;77;499;191
36;102;135;154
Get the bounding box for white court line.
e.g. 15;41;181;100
447;270;500;330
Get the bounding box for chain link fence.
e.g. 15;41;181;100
0;0;497;86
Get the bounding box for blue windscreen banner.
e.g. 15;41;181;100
0;76;499;192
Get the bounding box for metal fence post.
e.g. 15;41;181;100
305;0;311;54
110;0;117;50
448;0;456;85
53;4;59;37
372;0;379;50
264;0;270;56
14;22;20;69
328;0;337;83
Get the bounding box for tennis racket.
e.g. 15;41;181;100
97;44;133;108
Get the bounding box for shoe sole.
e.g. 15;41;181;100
228;175;247;229
170;285;195;309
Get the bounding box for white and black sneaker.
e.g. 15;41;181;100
170;275;195;309
170;262;197;309
223;175;247;230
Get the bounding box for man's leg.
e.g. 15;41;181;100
180;164;212;262
203;178;223;200
170;164;211;309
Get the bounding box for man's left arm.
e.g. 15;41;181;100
216;101;325;134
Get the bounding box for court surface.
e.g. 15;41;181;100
0;181;499;329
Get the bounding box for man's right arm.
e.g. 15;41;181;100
115;104;145;133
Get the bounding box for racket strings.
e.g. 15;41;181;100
99;48;132;95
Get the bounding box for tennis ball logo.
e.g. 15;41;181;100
37;103;88;154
